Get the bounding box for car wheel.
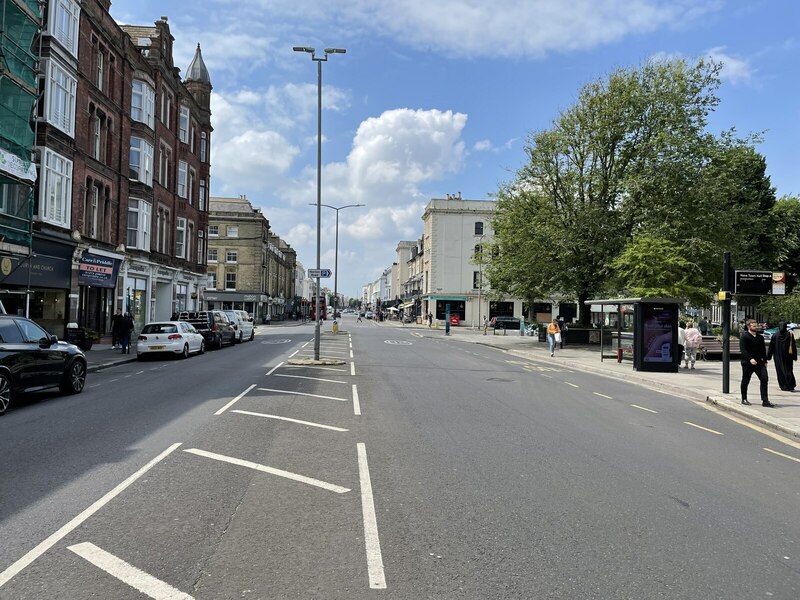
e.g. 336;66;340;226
59;359;86;395
0;372;11;415
249;329;254;341
199;340;205;355
215;334;223;350
181;344;189;359
238;331;243;343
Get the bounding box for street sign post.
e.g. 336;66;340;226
308;268;332;278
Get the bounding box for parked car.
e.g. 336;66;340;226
490;316;521;330
137;321;205;359
222;309;255;343
365;311;374;319
171;311;236;349
0;315;86;415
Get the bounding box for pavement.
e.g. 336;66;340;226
83;316;800;440
379;318;800;440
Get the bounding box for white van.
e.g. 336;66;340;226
222;309;255;343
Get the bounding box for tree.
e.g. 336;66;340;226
490;57;775;323
765;195;800;291
609;234;713;306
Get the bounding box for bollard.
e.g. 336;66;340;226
617;347;623;363
332;319;339;334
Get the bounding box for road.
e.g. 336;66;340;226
0;315;799;599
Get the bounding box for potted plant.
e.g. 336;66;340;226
80;328;100;351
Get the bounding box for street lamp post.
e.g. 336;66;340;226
476;234;486;328
314;203;365;322
294;46;346;360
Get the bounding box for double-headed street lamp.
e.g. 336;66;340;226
313;203;365;320
293;45;346;360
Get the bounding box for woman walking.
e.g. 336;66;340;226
546;318;561;357
767;321;797;391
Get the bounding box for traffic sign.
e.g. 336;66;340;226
308;268;332;278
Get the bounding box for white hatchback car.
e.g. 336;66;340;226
223;309;255;343
137;321;205;359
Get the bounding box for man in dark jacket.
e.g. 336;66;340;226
740;319;775;407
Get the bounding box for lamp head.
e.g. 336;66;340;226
293;46;315;53
325;48;346;54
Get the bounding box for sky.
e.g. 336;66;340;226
109;0;800;299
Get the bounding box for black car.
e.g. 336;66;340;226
171;310;236;349
0;315;87;415
491;316;521;330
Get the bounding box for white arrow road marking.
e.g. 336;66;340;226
257;388;348;402
232;410;348;431
0;444;182;589
184;448;350;493
358;443;387;589
68;542;193;600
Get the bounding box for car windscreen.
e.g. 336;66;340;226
142;324;178;334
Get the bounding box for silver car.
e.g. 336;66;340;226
223;310;255;343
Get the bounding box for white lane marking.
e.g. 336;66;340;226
266;362;284;376
184;448;350;493
274;374;347;384
631;404;658;413
135;371;144;375
302;342;309;348
353;384;361;416
351;362;356;376
763;448;800;464
564;382;579;388
593;392;613;399
232;410;348;431
288;350;299;358
684;421;724;436
68;542;193;600
349;342;353;349
284;365;348;372
540;374;552;379
357;443;387;589
350;349;354;359
297;350;350;356
214;384;258;416
257;388;347;402
0;444;181;589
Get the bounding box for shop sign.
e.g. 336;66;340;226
78;253;121;288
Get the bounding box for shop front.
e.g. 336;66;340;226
431;296;466;321
0;235;76;338
78;249;123;337
205;291;267;318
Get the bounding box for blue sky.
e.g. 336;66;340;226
109;0;800;298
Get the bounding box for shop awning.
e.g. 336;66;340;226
399;301;414;309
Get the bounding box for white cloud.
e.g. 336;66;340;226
207;0;722;59
472;138;517;153
706;46;753;84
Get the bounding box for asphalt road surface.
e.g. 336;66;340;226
1;315;798;599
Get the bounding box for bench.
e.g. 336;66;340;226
697;336;740;360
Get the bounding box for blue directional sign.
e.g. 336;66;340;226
308;268;332;278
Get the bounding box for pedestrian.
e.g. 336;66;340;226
683;320;702;369
739;318;775;407
483;316;489;336
546;318;561;357
118;312;134;354
427;312;433;328
767;321;797;391
677;321;686;365
699;317;710;336
557;316;567;348
110;309;122;348
357;313;362;323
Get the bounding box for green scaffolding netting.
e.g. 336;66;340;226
0;175;33;246
1;1;38;87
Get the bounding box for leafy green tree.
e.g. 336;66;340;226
490;57;775;324
759;291;800;323
765;195;800;291
609;234;713;306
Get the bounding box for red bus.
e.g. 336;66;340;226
310;296;327;321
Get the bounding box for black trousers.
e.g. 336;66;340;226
741;362;769;402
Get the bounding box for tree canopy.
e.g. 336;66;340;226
488;58;777;323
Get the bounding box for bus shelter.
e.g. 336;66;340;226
584;297;683;373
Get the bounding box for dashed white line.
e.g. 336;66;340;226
0;443;182;589
762;448;800;464
288;350;299;358
184;448;350;493
266;362;284;376
257;388;348;402
351;362;356;376
564;382;579;388
231;410;348;431
274;373;346;384
631;404;658;413
593;392;613;399
684;421;724;435
350;349;354;358
135;371;144;375
302;342;309;348
68;542;193;600
353;384;361;416
357;443;387;589
214;384;258;416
